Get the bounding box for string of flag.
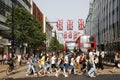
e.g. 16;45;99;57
57;19;84;31
57;19;84;39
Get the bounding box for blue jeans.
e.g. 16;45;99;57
64;63;69;72
88;64;97;76
71;65;75;74
26;65;36;74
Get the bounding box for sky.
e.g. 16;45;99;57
34;0;90;21
33;0;90;42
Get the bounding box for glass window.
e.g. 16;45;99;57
5;0;12;8
89;36;94;42
80;35;94;43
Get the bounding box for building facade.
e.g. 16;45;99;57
85;0;120;58
33;2;45;33
46;18;53;50
33;2;53;50
85;0;93;35
0;0;32;31
0;0;32;55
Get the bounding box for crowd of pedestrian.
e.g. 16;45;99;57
25;49;116;78
0;49;119;78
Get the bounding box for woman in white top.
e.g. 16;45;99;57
17;54;21;66
51;54;57;72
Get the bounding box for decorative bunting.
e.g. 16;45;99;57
64;31;67;38
68;31;72;38
67;20;73;30
74;31;77;39
57;20;63;30
78;19;84;30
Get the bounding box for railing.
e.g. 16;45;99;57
103;57;115;66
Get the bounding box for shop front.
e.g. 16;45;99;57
0;38;11;59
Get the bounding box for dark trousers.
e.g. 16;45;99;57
99;62;104;70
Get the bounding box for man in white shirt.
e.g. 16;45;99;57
89;49;94;60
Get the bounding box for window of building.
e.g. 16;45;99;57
0;1;5;16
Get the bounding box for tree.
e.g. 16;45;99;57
49;37;57;51
49;37;64;52
6;7;46;51
58;44;64;51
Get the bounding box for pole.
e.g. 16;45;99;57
11;0;15;57
98;17;100;50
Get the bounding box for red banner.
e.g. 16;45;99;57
74;31;77;39
78;19;84;30
64;31;67;38
68;31;72;38
57;20;63;30
67;20;73;30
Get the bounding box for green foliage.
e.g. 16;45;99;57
58;43;64;51
49;37;57;51
6;7;46;49
49;37;64;51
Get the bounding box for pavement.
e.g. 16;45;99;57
0;60;27;80
0;62;120;80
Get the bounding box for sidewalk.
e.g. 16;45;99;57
0;64;120;80
0;64;9;79
0;60;27;79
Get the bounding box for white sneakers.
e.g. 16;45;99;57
26;74;28;76
64;74;68;77
55;73;58;77
55;73;68;77
34;73;37;76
